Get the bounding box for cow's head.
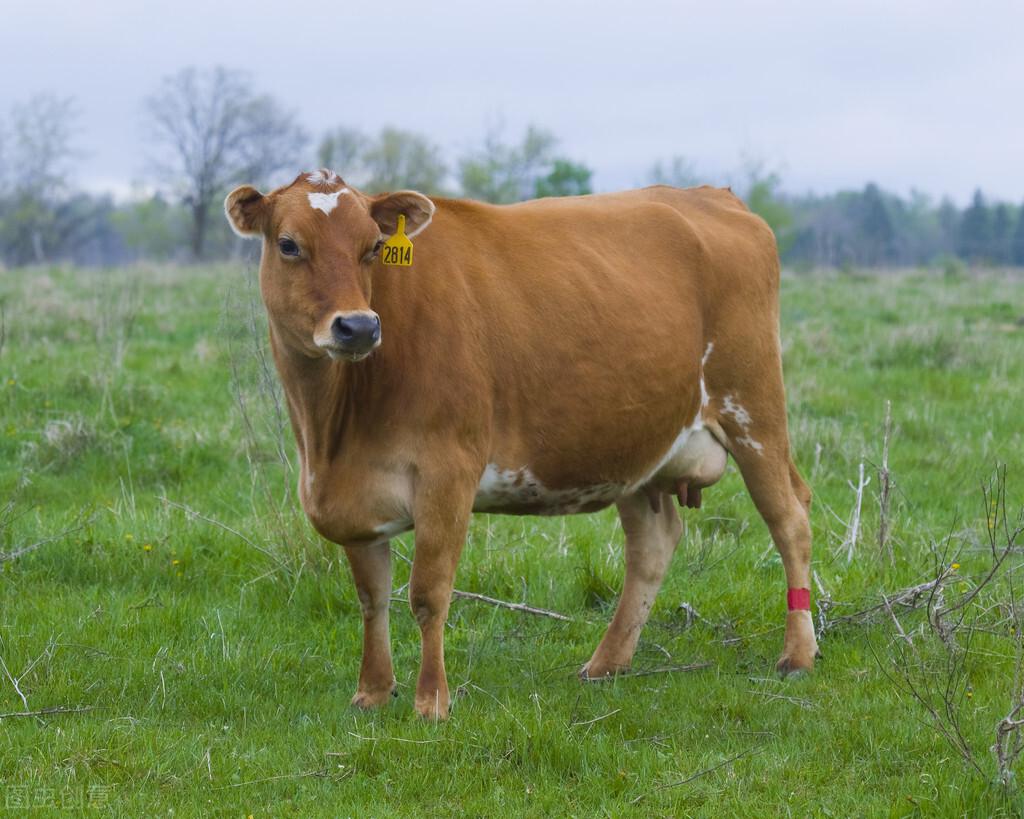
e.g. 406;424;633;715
224;169;434;361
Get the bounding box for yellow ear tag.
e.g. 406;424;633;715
381;214;414;267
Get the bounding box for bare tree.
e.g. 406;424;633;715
0;94;80;265
362;127;447;194
459;124;556;203
144;66;307;260
647;156;701;188
317;127;368;183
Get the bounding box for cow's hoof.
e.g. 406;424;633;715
351;686;397;709
414;697;449;721
579;660;625;681
775;651;816;677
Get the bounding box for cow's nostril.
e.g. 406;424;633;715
332;316;355;340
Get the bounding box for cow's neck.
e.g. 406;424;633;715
270;333;358;469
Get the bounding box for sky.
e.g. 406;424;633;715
2;0;1022;205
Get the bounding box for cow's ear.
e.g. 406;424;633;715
370;190;436;238
224;185;267;237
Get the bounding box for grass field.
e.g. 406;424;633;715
1;262;1022;817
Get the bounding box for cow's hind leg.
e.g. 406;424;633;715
581;491;682;679
344;541;396;708
726;438;818;674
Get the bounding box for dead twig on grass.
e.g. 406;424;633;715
873;466;1024;788
617;662;712;679
878;400;894;564
0;705;93;720
451;589;573;621
630;746;762;805
0;517;91;564
160;497;287;572
214;767;337;789
841;462;870;563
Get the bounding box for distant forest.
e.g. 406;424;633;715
1;68;1021;270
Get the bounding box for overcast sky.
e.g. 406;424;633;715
2;0;1021;204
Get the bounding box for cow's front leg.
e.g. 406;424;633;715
408;477;474;720
344;541;395;708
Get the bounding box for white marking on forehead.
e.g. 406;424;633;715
702;342;714;366
307;188;351;215
306;168;341;187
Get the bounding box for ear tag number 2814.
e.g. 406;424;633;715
381;214;414;267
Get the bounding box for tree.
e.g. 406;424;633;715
0;94;80;266
1014;201;1024;266
991;203;1011;264
859;183;896;266
360;128;447;194
144;66;307;260
741;161;794;256
111;193;189;261
936;197;960;257
958;189;990;262
647;156;700;188
317;127;367;181
534;159;592;198
458;125;557;203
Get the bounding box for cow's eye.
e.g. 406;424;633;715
364;238;385;263
278;237;300;257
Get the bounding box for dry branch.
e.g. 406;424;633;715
0;518;90;564
451;589;573;621
0;705;93;720
878;400;894;563
617;662;712;678
630;746;762;804
841;462;870;563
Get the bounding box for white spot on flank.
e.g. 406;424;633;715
306;168;341;187
736;435;765;453
308;188;351;215
721;395;753;429
702;342;714;366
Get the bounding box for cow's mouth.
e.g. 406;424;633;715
321;343;378;362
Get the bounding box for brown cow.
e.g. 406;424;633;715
224;169;818;720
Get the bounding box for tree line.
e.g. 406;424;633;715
1;67;1021;269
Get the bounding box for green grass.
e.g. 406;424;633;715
1;263;1023;816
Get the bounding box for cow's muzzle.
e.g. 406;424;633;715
319;311;381;360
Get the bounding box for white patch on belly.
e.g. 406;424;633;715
702;342;714;366
474;465;621;514
308;188;350;215
700;376;710;408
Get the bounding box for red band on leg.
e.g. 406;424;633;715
787;588;811;611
